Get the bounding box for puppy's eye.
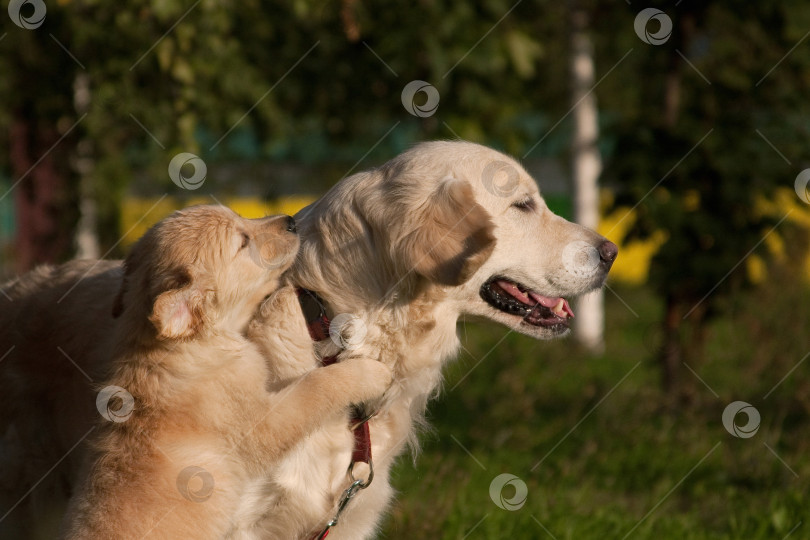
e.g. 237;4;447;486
240;233;250;249
511;198;536;212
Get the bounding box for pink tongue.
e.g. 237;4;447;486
495;280;575;318
528;292;575;319
527;291;560;308
496;280;535;305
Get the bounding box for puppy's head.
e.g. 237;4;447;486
112;205;299;340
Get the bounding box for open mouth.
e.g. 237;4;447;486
480;277;574;330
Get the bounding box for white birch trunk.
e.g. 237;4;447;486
73;72;100;260
569;2;604;353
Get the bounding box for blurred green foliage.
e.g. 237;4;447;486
3;1;807;292
594;1;810;392
604;2;810;307
0;0;577;253
0;0;573;169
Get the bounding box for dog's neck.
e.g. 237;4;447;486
290;197;466;450
290;267;462;447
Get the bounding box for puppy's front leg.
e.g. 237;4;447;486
314;357;393;405
252;359;392;457
247;285;319;385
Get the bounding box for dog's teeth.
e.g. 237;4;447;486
552;299;566;317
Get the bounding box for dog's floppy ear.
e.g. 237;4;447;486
148;269;210;340
399;177;495;286
113;242;209;339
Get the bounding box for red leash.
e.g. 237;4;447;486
297;289;374;539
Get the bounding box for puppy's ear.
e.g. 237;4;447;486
149;269;208;340
400;178;495;286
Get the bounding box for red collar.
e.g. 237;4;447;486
297;288;375;539
296;288;372;464
297;287;332;343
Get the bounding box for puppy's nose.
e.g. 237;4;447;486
598;240;618;269
285;216;297;233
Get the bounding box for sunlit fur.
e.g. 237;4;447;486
0;142;612;539
59;206;392;539
242;141;613;538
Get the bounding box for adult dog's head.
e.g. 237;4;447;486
294;141;617;340
113;205;299;339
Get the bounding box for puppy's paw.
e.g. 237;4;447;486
255;285;298;321
333;358;393;403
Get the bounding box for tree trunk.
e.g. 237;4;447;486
569;0;605;353
72;73;99;260
657;12;692;398
10;114;77;273
660;293;681;395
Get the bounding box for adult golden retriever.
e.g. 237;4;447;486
0;141;617;539
58;205;391;539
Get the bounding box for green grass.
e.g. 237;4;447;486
380;284;810;539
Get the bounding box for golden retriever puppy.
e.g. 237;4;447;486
58;206;391;540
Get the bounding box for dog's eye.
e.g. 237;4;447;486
511;198;536;212
240;233;250;249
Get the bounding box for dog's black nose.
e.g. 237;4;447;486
598;240;618;269
285;216;297;233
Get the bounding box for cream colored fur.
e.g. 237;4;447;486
58;206;391;539
235;141;614;538
0;141;614;539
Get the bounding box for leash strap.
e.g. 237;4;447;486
313;459;374;540
351;422;372;464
